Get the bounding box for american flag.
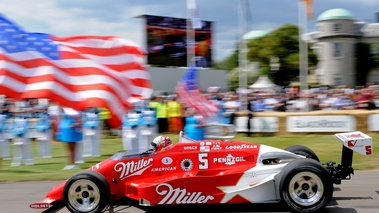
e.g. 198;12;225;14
0;14;152;127
175;65;219;118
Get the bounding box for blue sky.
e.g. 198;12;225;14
0;0;378;61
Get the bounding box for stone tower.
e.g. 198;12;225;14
314;8;360;87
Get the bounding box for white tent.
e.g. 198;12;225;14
249;76;278;90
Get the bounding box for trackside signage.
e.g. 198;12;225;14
287;116;356;132
368;114;379;131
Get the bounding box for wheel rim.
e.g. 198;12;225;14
288;171;324;206
67;179;101;212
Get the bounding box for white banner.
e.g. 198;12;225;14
235;116;278;132
368;114;379;131
287;116;356;132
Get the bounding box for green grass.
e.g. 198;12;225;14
1;133;378;182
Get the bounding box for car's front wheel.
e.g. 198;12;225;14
277;158;333;213
63;171;110;213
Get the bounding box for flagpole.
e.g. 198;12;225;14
238;0;248;111
298;1;309;110
186;0;196;67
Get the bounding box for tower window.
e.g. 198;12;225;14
333;43;342;58
334;23;342;32
334;73;343;86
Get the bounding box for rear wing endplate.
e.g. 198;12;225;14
334;131;373;156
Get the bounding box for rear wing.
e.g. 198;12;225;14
328;131;373;184
334;131;373;156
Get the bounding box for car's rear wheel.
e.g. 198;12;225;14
285;145;320;162
277;158;333;213
63;171;110;213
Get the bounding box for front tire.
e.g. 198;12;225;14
63;171;110;213
277;158;333;213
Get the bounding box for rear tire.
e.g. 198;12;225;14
63;171;110;213
285;145;319;162
277;158;333;213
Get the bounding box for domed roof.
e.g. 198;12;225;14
242;30;268;40
317;8;354;21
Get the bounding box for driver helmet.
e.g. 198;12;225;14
150;135;173;152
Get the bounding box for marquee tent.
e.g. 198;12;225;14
249;76;278;91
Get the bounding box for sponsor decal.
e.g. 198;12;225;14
211;144;222;150
156;183;214;204
184;146;198;150
162;157;173;165
151;166;177;172
90;162;101;170
181;158;193;171
347;140;364;148
347;140;357;147
114;158;153;179
213;154;245;165
294;120;346;128
205;141;212;146
200;146;210;152
225;144;257;150
346;133;364;138
200;142;205;146
29;203;50;209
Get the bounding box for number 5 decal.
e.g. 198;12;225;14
366;146;372;155
198;153;208;169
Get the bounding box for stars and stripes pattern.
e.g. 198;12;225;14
175;65;219;118
0;14;152;127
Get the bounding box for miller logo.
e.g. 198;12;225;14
156;183;214;204
114;158;153;179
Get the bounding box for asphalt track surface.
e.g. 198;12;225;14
1;170;378;213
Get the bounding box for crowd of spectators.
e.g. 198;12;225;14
1;84;378;129
143;84;379;139
211;84;379;114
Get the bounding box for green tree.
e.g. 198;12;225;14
213;49;239;71
247;24;317;86
214;24;318;87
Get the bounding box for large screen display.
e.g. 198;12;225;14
144;15;212;68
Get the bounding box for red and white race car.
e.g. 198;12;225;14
30;131;373;213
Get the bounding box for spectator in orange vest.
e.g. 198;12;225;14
167;95;183;133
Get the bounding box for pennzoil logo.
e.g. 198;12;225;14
114;158;153;179
213;154;245;165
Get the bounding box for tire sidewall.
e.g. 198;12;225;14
63;171;110;213
278;159;333;213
